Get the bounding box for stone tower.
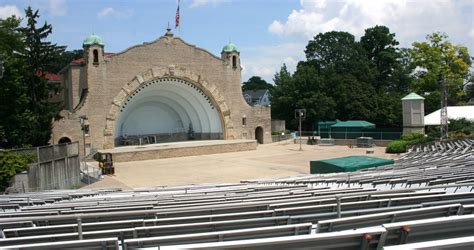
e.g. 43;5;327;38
83;34;105;66
221;43;241;71
402;92;425;135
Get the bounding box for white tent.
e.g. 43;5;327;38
424;106;474;125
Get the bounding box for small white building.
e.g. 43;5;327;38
424;106;474;125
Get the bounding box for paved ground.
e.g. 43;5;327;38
84;140;396;190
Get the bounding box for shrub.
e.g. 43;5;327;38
400;133;425;141
386;133;435;154
0;150;35;191
386;140;409;153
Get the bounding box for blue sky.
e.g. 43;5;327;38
1;0;473;82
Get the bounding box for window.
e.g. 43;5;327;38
242;117;247;127
93;49;99;64
232;56;237;68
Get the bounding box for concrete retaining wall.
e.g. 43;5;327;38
105;140;258;162
11;142;81;192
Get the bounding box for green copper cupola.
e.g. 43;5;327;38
83;34;105;47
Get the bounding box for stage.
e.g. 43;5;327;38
98;140;258;162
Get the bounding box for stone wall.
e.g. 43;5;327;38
108;140;257;162
271;120;286;133
53;31;272;151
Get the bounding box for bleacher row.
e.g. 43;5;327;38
0;139;472;249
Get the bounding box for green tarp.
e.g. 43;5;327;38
310;156;394;174
330;120;375;128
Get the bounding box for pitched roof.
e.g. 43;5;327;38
402;92;425;100
44;72;60;81
243;89;268;99
424;106;474;125
35;71;60;81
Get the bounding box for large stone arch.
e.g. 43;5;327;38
103;65;236;149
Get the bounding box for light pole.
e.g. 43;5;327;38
79;116;89;184
295;109;306;151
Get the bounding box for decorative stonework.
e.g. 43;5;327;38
103;66;236;149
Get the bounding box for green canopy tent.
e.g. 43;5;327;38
330;120;375;139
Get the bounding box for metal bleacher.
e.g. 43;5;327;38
0;138;472;249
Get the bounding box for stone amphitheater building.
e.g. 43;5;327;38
52;29;271;155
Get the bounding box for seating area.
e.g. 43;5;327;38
0;139;472;249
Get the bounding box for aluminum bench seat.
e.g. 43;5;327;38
382;236;474;250
0;237;119;250
288;204;422;224
0;221;34;230
1;216;295;246
316;203;462;233
158;227;386;250
3;210;276;237
122;223;312;249
377;214;474;248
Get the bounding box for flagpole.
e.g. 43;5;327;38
175;0;180;34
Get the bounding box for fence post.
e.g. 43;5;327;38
336;195;342;218
36;147;40;191
77;217;83;240
52;144;55;189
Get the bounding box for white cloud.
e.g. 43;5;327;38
241;43;305;83
48;0;67;16
0;5;22;19
268;0;473;51
470;29;474;39
97;7;134;19
189;0;229;8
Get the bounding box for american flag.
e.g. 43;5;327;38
175;0;180;29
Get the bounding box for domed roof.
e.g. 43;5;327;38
222;43;238;53
83;34;104;47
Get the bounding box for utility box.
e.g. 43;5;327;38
402;92;425;135
356;137;373;148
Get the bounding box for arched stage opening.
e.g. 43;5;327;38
114;77;224;146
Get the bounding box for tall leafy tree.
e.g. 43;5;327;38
49;49;83;73
0;16;31;147
242;76;273;92
271;65;295;125
360;25;409;126
19;7;65;146
410;32;472;113
360;25;400;91
305;31;377;122
0;7;64;148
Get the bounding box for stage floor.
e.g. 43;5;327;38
99;140;257;162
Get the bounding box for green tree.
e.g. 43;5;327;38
19;7;64;147
0;16;32;148
360;25;400;91
49;49;83;73
410;32;472;113
0;150;35;191
360;25;409;126
0;7;64;148
466;83;474;103
305;31;377;122
271;64;296;126
242;76;273;92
